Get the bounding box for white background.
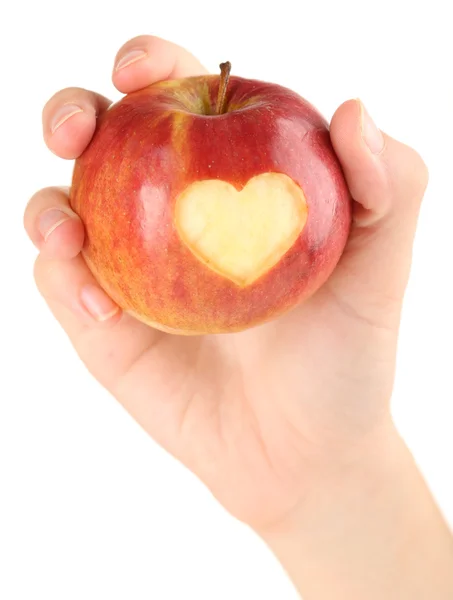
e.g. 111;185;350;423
1;1;452;598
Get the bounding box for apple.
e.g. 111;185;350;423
70;62;352;335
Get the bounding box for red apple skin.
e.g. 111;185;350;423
70;74;352;334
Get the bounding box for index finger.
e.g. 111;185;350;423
112;35;208;94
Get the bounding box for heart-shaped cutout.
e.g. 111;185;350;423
175;172;307;286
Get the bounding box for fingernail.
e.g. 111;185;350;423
80;284;120;322
115;49;147;71
51;104;83;133
358;100;385;155
38;209;73;242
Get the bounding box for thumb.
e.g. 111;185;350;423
326;99;429;328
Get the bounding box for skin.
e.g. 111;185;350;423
25;35;453;599
70;75;352;333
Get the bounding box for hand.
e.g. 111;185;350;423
25;36;428;534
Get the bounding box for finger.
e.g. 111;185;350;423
330;99;428;227
24;186;84;260
326;99;429;325
112;35;208;93
33;252;161;391
43;88;112;159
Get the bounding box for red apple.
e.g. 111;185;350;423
70;63;352;335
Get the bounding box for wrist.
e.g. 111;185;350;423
257;423;453;599
258;418;405;539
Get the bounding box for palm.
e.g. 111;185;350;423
75;258;397;526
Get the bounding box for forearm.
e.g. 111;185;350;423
260;428;453;600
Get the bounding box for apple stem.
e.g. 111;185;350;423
215;61;232;115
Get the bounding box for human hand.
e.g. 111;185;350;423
24;35;429;535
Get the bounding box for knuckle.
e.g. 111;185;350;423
27;186;67;210
410;148;430;198
25;187;49;216
117;34;151;53
24;187;72;234
33;254;47;293
42;88;93;122
33;255;61;298
395;146;430;206
45;87;86;106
